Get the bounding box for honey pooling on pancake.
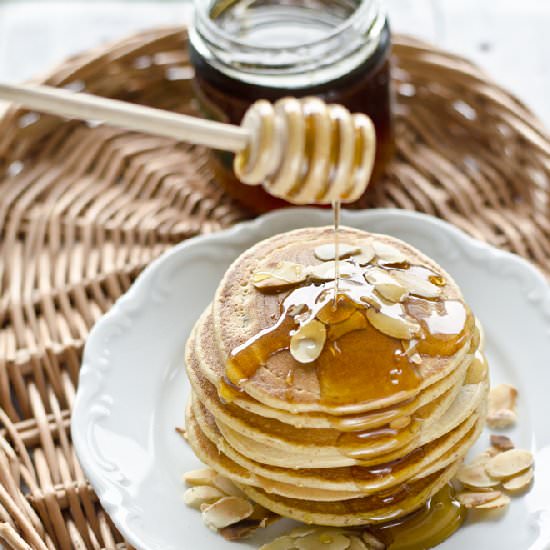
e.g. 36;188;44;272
225;249;472;409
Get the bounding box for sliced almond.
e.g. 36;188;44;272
502;467;534;492
253;261;306;291
468;449;499;469
483;448;503;463
295;531;350;550
463;447;498;468
366;306;421;340
490;435;514;452
485;449;534;479
456;463;500;489
364;267;408;303
260;535;296;550
290;320;326;363
288;525;317;538
465;351;488;385
183;468;217;487
212;475;245;497
308;260;356;281
487;409;517;429
288;304;308;317
474;493;511;510
487;384;518;429
373;284;408;304
361;531;386;549
175;426;188;441
489;383;518;410
472;448;501;464
409;353;422;365
314;243;360;261
354;243;376;265
220;505;279;541
201;496;254;531
220;520;262;541
391;270;442;299
183;485;225;509
360;291;383;310
372;242;408;265
262;527;372;550
457;490;502;508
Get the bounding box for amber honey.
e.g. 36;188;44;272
373;483;466;549
190;0;394;213
225;262;468;403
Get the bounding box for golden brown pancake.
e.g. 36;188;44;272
183;226;488;526
211;227;473;415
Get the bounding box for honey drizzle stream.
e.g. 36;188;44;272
333;199;340;305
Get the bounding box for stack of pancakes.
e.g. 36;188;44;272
185;227;489;526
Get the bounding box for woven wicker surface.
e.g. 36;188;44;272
0;25;549;549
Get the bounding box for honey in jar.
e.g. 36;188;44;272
189;0;394;213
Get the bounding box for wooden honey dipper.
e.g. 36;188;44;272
0;83;376;204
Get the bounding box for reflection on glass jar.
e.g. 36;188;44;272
190;0;394;213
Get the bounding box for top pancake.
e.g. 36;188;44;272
211;226;474;414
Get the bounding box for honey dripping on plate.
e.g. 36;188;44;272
298;483;465;549
370;483;466;549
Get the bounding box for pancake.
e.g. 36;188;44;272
182;226;489;528
211;226;474;415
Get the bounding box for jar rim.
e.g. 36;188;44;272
194;0;378;52
190;0;386;88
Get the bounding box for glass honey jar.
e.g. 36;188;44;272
189;0;394;213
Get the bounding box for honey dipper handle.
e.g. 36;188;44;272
0;82;250;152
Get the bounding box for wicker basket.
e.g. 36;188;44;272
0;26;548;549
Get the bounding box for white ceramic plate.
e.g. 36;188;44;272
72;209;550;550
